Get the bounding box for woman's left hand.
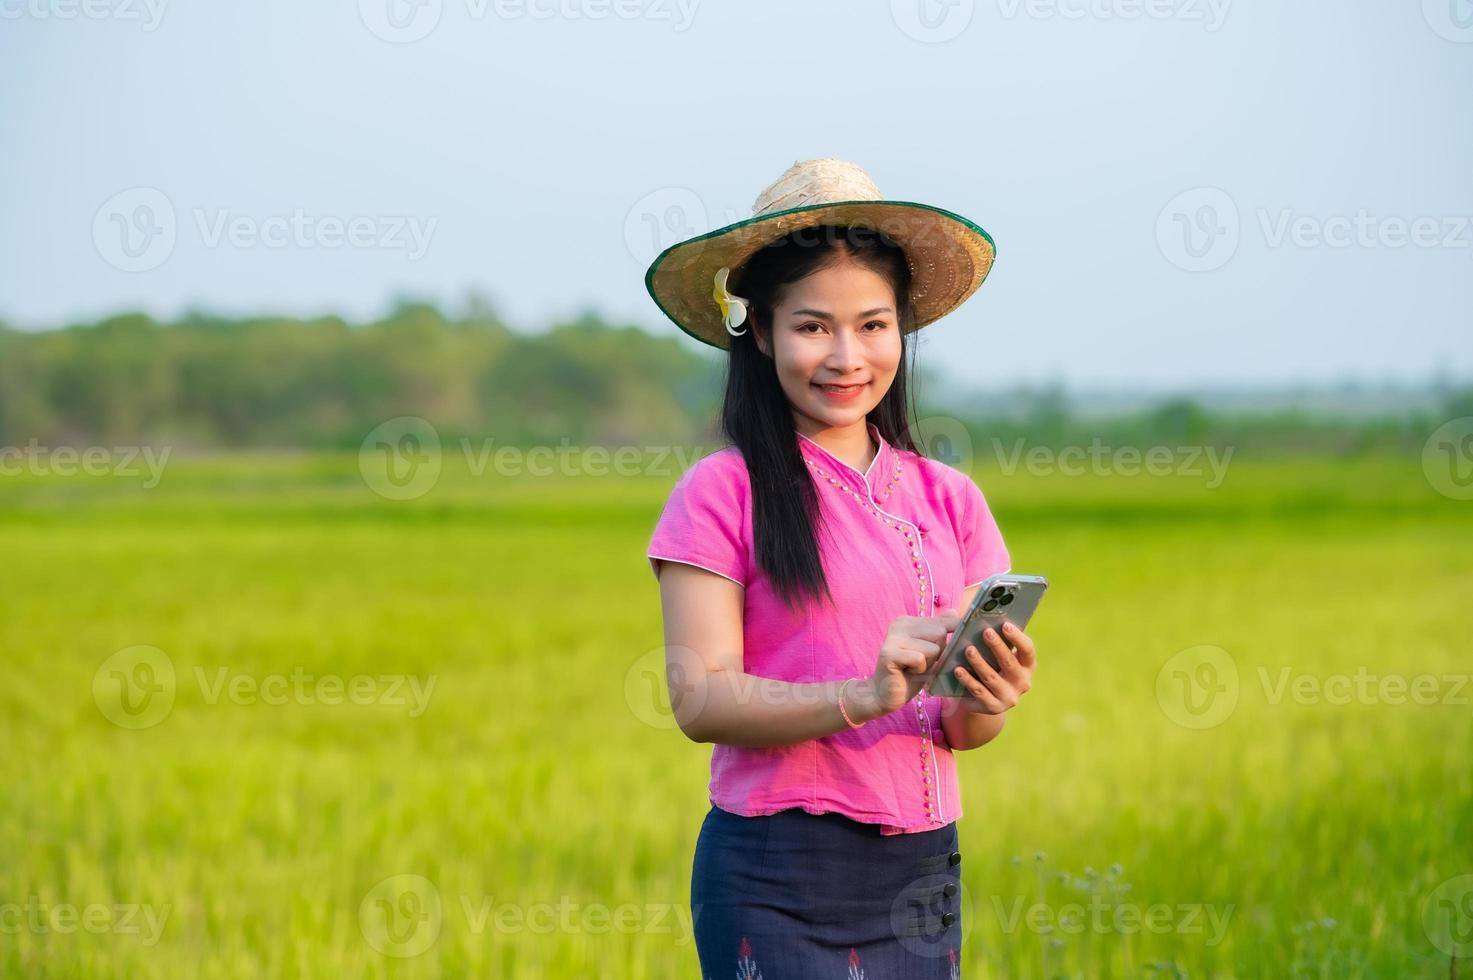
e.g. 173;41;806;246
949;622;1036;714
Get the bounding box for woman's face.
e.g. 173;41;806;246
755;257;902;433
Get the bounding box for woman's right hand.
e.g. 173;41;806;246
851;612;962;721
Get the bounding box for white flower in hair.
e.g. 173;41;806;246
712;267;750;336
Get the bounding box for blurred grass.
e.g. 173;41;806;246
0;450;1469;977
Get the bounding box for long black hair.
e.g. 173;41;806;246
722;224;921;613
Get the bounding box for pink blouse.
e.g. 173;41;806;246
646;421;1011;834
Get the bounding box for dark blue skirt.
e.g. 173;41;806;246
691;804;963;979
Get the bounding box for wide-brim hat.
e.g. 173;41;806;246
644;158;997;351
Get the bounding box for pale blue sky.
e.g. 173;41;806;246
2;0;1469;386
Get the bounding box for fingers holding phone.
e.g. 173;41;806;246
950;623;1036;715
862;612;962;719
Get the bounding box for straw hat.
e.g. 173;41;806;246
643;158;997;351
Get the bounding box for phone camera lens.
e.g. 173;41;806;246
982;599;999;611
999;593;1014;606
989;586;1006;598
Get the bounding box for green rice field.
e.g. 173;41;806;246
1;448;1468;978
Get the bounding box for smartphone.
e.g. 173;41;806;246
924;573;1049;697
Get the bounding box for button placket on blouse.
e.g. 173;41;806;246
801;441;946;827
868;480;946;827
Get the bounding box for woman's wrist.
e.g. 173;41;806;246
841;677;886;725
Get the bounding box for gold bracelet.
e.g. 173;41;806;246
837;678;865;729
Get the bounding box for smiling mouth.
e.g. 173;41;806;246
815;382;867;393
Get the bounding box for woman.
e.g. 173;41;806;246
644;159;1039;978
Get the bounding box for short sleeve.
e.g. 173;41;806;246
646;453;750;588
961;477;1011;589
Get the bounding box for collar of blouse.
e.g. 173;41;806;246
795;421;905;507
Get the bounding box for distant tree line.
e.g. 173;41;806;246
0;304;723;450
956;392;1470;458
0;305;1466;455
